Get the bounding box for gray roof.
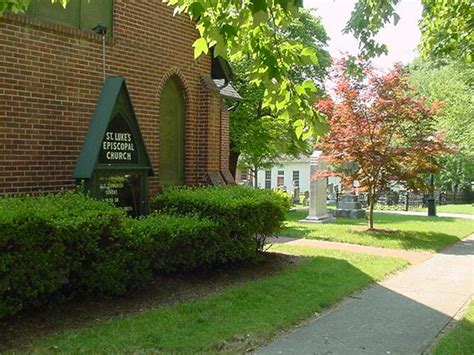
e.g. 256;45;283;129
213;79;242;101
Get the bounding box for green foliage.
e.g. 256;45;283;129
162;0;328;137
344;0;399;58
230;9;330;174
128;213;243;273
0;0;67;14
284;207;474;252
0;193;138;319
408;60;474;192
24;246;406;353
153;186;291;251
419;0;473;63
345;0;473;63
2;0;472;141
0;191;270;320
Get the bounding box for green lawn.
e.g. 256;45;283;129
17;246;406;354
432;300;474;355
414;203;473;215
283;208;474;252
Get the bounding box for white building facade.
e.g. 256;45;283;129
255;155;341;196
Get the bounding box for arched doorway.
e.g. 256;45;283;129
159;78;186;186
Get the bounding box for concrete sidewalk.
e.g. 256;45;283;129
258;235;474;355
375;210;474;219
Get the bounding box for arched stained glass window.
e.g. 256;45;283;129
159;78;185;186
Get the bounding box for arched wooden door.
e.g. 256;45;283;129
159;78;186;186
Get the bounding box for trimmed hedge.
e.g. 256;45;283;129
0;193;143;319
1;187;288;320
127;214;248;273
153;186;291;250
0;195;224;320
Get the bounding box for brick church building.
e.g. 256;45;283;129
0;0;239;197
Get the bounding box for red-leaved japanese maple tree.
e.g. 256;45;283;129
317;61;446;229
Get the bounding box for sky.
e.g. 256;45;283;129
304;0;423;69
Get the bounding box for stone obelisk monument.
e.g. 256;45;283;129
301;150;334;223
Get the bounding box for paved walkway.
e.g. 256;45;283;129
259;235;474;355
267;237;433;265
375;210;474;219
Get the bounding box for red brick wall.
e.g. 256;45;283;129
0;0;228;195
220;108;230;171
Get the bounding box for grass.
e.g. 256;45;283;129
18;246;406;354
432;300;474;355
284;207;474;252
414;203;473;215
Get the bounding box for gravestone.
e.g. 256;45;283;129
74;76;153;217
301;151;334;223
302;190;310;206
292;187;300;204
336;194;366;219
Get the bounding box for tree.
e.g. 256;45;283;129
229;9;330;179
408;60;473;155
317;60;446;229
408;60;474;194
345;0;473;63
233;111;310;187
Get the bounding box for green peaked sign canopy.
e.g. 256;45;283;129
74;76;153;179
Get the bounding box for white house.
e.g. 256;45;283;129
255;155;341;197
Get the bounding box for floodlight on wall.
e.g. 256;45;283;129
92;24;108;82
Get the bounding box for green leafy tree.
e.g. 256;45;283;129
229;10;330;180
408;60;474;194
345;0;473;62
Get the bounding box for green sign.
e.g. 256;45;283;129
74;76;153;216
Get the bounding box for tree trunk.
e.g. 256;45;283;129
368;192;375;230
253;167;258;188
229;147;240;179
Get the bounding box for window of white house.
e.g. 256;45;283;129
264;170;271;189
292;170;300;188
277;170;284;186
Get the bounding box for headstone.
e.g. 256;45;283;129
74;76;153;217
301;151;334;223
302;190;310;206
292;187;300;204
335;194;366;219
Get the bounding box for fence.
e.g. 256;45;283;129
337;190;473;211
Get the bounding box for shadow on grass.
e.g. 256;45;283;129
0;253;300;352
2;251;403;354
440;237;474;256
282;225;460;251
287;208;460;225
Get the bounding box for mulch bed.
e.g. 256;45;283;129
0;252;302;351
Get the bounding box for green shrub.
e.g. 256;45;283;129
0;193;148;319
1;187;287;320
127;213;245;273
152;186;290;251
1;189;272;321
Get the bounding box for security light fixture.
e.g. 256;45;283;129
91;24;109;82
92;23;108;36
